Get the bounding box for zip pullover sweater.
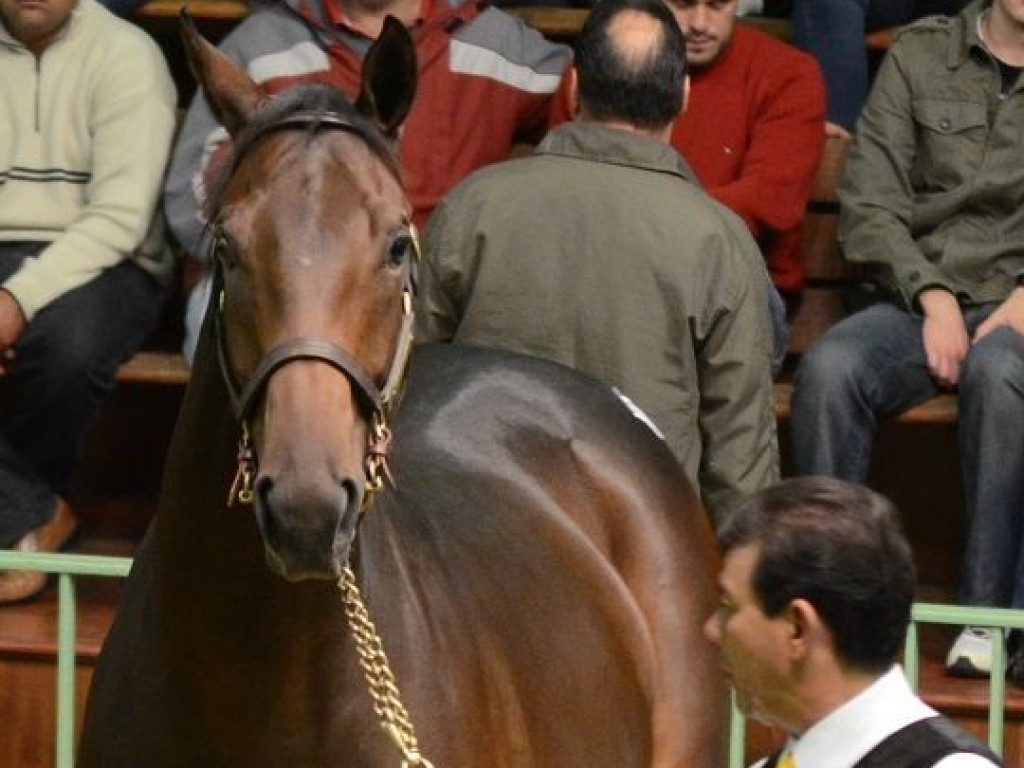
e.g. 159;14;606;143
164;0;571;257
0;0;177;320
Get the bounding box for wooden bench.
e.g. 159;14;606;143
116;350;189;386
772;382;958;424
114;355;959;423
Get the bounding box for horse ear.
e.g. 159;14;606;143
179;9;268;137
355;16;418;137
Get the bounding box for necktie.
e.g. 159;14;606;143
776;751;797;768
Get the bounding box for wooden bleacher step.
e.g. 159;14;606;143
0;569;123;768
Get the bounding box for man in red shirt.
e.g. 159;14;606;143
666;0;825;313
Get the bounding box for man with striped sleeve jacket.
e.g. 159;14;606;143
164;0;572;363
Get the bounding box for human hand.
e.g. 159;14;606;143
0;291;27;374
973;287;1024;343
824;121;852;140
918;288;969;388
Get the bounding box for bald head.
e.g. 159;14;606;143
608;9;666;68
574;0;688;131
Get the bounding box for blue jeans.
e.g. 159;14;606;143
791;301;1024;608
0;243;165;546
768;282;788;380
791;0;964;131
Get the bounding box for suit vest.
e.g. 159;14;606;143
762;715;1002;768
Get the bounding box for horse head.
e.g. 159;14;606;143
181;13;418;580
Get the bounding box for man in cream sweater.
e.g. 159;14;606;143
0;0;176;601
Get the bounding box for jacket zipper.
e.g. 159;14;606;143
35;54;42;132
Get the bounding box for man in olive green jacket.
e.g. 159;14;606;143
792;0;1024;679
416;0;779;521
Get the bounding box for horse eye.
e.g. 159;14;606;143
386;235;411;269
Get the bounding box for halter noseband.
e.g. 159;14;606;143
209;109;418;508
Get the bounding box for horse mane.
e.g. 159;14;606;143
205;83;401;227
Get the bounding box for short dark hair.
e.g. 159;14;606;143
575;0;688;130
718;477;916;673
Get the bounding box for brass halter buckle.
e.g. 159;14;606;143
229;423;256;506
364;411;394;502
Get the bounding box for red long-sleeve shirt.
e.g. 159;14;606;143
674;25;825;295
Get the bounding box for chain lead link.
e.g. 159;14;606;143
338;566;435;768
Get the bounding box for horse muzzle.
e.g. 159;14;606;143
252;470;364;580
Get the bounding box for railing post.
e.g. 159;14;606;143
988;628;1006;755
57;573;76;768
904;620;920;691
0;551;131;768
729;691;746;768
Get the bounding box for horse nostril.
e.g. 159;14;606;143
256;474;274;509
255;475;282;538
329;476;363;573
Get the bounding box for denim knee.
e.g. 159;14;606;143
27;332;109;394
795;334;869;398
960;327;1024;406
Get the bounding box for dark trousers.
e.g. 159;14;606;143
0;242;165;546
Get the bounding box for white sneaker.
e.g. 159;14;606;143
946;627;994;677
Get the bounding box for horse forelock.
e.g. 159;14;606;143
205;84;401;230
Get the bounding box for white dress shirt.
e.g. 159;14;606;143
752;666;1000;768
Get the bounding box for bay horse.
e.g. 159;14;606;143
78;15;725;767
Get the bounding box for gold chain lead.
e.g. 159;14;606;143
338;566;435;768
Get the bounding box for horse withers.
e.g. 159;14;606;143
78;15;726;767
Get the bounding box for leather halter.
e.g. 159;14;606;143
208;109;418;507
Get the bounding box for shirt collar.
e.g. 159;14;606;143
948;0;990;69
536;122;700;187
784;667;937;768
321;0;431;37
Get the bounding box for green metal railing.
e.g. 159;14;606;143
0;551;132;768
905;604;1024;755
2;553;1023;768
727;603;1024;767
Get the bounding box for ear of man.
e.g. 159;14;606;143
784;598;829;660
569;66;580;118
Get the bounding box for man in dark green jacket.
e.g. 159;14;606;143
416;0;779;521
792;0;1024;680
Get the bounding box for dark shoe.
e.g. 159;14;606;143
1008;633;1024;689
0;499;78;604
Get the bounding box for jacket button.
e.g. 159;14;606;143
939;118;951;131
908;270;921;283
